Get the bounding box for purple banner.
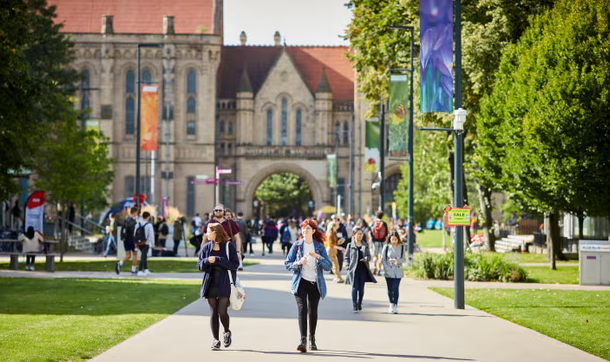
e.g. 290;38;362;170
420;0;453;113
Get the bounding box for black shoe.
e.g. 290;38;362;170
115;262;120;275
211;339;221;350
352;304;358;313
238;267;243;271
223;330;232;348
309;335;317;351
358;303;362;311
297;336;307;353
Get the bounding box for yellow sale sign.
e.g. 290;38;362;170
444;205;471;227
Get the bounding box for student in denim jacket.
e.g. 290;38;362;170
285;219;332;353
381;230;406;314
344;225;377;313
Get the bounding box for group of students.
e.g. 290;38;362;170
198;209;406;353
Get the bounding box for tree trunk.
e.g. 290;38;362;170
548;211;566;269
477;183;496;251
577;211;584;240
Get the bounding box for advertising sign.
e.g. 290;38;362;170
444;205;471;227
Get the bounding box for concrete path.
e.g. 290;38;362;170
1;253;608;362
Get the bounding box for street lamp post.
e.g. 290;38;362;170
135;43;160;209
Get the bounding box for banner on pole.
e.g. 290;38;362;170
141;85;159;151
25;191;45;233
420;0;453;113
389;74;409;151
364;118;380;172
327;154;337;189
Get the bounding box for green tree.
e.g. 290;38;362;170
33;119;114;260
346;0;556;250
255;173;312;218
477;0;610;267
0;0;78;199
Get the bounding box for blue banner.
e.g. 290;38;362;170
420;0;453;113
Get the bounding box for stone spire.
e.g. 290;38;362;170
240;31;247;46
274;31;281;47
238;68;252;93
101;15;113;34
316;68;331;93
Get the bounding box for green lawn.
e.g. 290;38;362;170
416;230;447;248
0;277;200;362
0;259;258;272
510;252;578;264
431;287;610;361
523;265;580;284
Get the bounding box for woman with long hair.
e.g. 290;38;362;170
344;225;377;313
197;223;240;350
285;218;332;353
325;221;344;283
381;230;406;314
18;226;44;271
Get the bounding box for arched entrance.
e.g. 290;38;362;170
243;163;325;219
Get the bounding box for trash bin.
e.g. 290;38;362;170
579;240;610;286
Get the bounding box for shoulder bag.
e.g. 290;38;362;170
225;244;245;310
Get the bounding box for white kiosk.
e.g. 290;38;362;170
579;240;610;286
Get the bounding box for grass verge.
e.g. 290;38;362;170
0;259;258;272
522;265;579;284
431;287;610;361
0;277;200;362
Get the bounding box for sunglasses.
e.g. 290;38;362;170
214;209;224;212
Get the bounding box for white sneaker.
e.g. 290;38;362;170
389;304;394;313
137;271;145;276
144;269;151;276
392;304;398;314
30;266;35;271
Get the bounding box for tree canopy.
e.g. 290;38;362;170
254;173;313;218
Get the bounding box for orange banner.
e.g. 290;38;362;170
141;85;159;151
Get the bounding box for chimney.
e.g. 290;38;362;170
240;31;247;46
101;15;113;34
274;31;281;47
163;16;175;35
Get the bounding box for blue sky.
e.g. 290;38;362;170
224;0;352;46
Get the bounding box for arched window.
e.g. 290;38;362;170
219;120;225;134
296;108;302;146
186;121;196;135
220;143;225;154
81;94;90;120
266;109;273;146
187;97;196;114
281;97;288;146
125;96;135;134
126;70;135;93
228;121;233;136
343;121;349;144
81;69;90;89
335;122;341;145
80;69;91;120
187;70;196;93
142;70;152;85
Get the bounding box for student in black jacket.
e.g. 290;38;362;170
197;223;240;350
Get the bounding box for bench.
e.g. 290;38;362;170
0;239;60;272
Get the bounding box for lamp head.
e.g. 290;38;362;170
453;108;467;131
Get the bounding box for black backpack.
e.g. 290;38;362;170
134;222;149;245
121;217;136;242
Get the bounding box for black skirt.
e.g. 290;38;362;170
205;265;224;298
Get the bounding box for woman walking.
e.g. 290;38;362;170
285;219;332;353
325;221;344;283
197;223;240;350
381;231;406;314
344;225;376;313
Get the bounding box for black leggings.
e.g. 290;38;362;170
208;297;230;340
295;279;321;338
138;245;149;271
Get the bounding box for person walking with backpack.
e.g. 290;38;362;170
198;223;240;350
116;207;139;275
135;212;154;276
344;225;377;312
381;230;406;314
371;211;389;276
284;219;332;353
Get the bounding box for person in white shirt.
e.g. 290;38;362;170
18;226;44;271
135;212;155;276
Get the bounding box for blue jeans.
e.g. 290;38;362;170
104;234;116;255
385;277;401;304
351;266;367;305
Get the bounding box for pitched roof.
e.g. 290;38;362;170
218;46;354;101
48;0;215;34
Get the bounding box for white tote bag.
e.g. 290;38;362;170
225;245;245;310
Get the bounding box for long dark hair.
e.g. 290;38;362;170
25;226;35;239
300;218;326;244
385;230;405;245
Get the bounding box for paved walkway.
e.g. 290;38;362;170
1;253;608;362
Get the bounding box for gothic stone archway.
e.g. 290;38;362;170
242;162;327;219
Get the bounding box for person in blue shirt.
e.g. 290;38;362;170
285;219;332;353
